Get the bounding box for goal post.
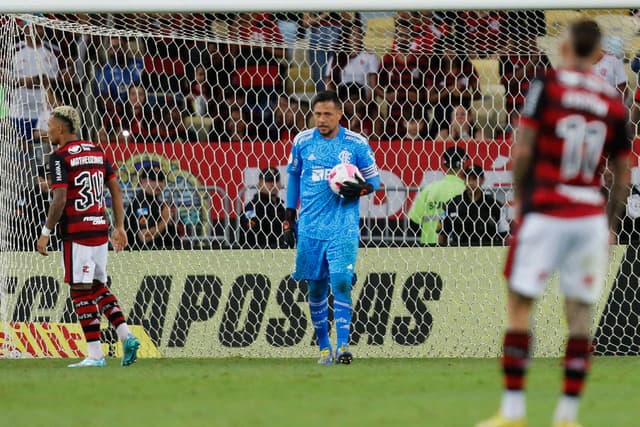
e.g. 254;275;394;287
1;9;639;359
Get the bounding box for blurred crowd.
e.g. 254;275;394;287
2;10;639;250
5;11;637;146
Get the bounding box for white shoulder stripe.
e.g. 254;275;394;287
344;129;368;144
360;165;378;177
292;128;314;146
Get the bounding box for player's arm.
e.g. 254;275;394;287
283;140;303;248
106;177;128;252
37;153;68;256
607;155;630;234
607;117;632;238
512;125;537;208
37;187;67;256
340;143;381;199
153;202;172;236
512;77;544;215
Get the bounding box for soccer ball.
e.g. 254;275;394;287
328;163;363;195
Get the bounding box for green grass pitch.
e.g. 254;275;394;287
1;357;638;427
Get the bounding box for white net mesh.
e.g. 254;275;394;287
0;10;639;358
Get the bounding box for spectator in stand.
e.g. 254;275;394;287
408;146;467;245
218;105;255;142
401;11;452;55
189;40;234;105
240;167;286;249
340;84;383;140
630;49;640;126
303;12;350;92
156;97;197;142
229;12;286;114
378;17;431;140
32;84;62;144
95;97;125;144
275;13;304;61
185;64;212;116
325;25;380;102
499;36;550;136
95;37;143;105
441;165;503;246
397;115;429;141
264;94;308;142
142;38;186;94
211;88;252;141
120;83;157;143
439;105;483;141
10;22;59;145
454;11;507;58
592;35;628;101
126;167;178;250
427;40;480;138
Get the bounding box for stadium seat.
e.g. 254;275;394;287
595;14;640;57
210;20;229;38
287;65;316;97
471;59;505;136
545;10;583;35
364;16;395;54
580;8;630;18
184;116;213;141
537;36;562;68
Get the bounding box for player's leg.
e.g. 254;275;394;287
64;241;106;368
308;278;332;364
294;236;332;364
92;243;140;366
478;214;562;426
328;237;358;364
553;215;607;427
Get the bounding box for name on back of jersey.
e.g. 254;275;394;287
561;91;608;117
70;155;104;167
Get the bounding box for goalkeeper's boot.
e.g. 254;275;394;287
553;422;583;427
122;334;140;367
475;414;527;427
335;345;353;365
317;347;333;365
68;357;106;368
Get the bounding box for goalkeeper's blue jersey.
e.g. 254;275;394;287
287;126;379;241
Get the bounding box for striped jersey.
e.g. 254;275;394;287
49;140;116;245
518;68;630;217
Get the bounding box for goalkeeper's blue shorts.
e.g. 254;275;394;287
293;235;358;281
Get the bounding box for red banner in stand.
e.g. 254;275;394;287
103;138;638;218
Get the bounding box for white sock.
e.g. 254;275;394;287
115;323;132;342
87;341;103;360
501;391;526;419
553;395;579;422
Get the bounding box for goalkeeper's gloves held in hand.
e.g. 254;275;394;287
282;208;297;248
339;175;374;199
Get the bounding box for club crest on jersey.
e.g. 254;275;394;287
338;150;352;164
68;145;82;154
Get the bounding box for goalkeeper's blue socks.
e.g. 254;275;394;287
307;279;330;351
331;273;353;350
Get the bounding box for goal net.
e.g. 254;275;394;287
1;10;639;359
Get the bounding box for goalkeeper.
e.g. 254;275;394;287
283;91;380;365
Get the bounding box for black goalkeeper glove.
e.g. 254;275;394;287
282;208;297;248
339;175;374;199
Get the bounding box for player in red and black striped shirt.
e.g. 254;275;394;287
36;105;140;368
478;20;631;427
